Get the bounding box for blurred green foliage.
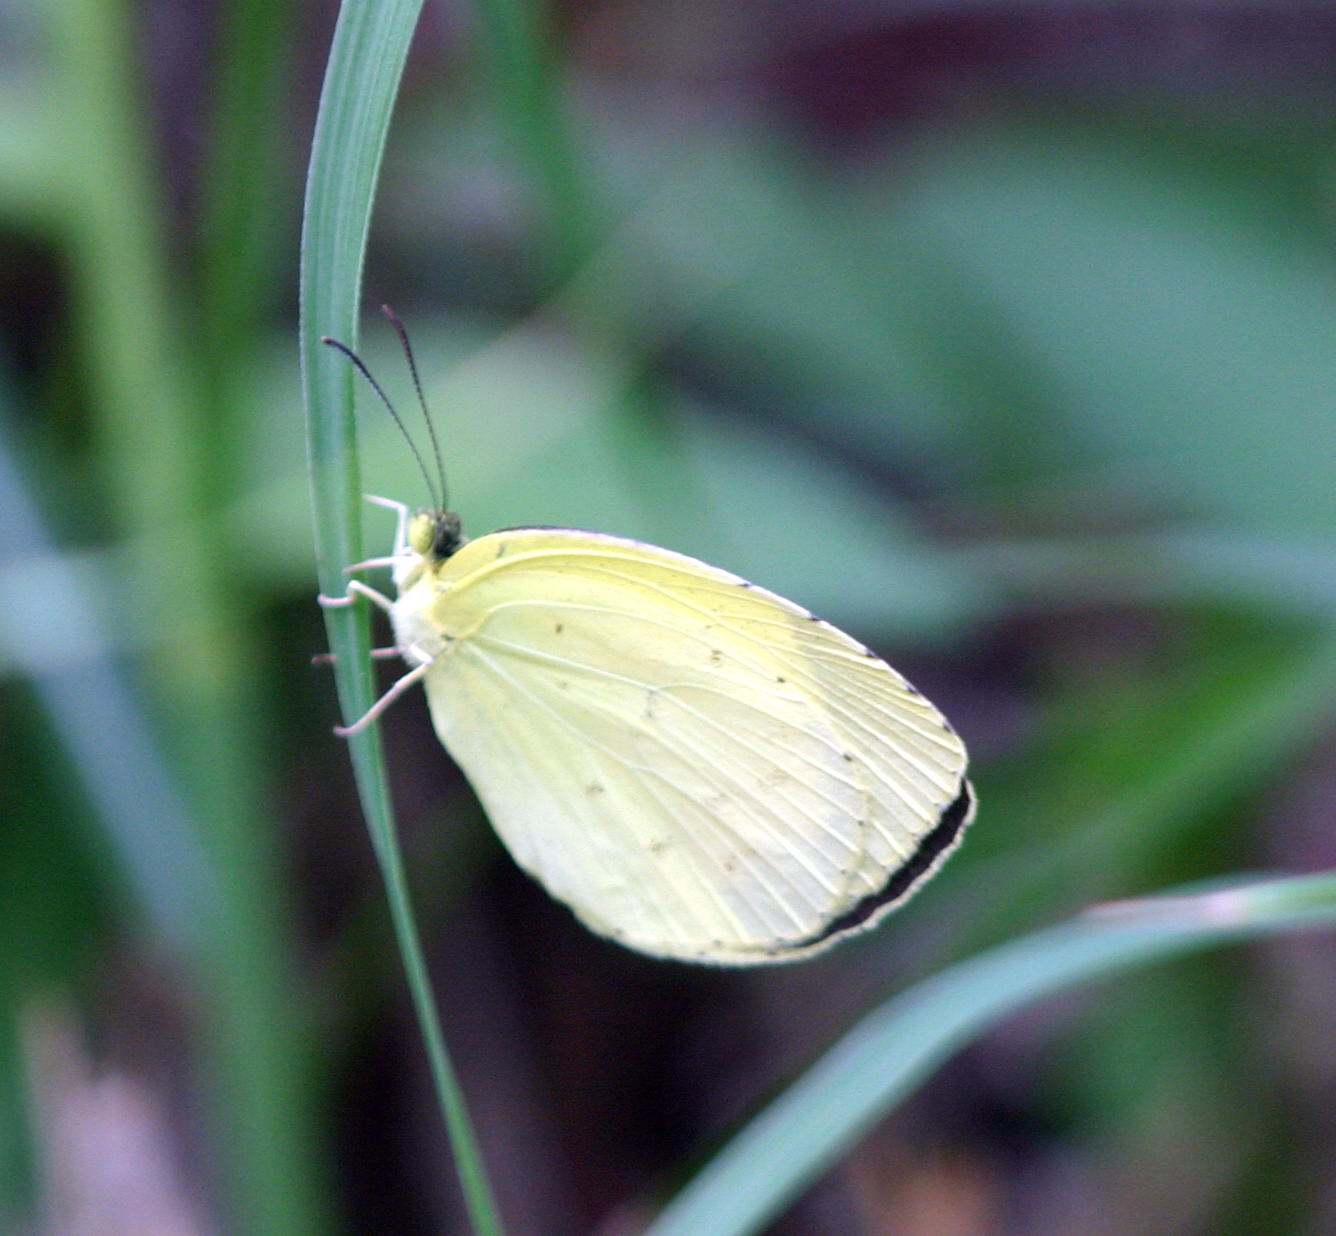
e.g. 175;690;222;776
1;0;1334;1232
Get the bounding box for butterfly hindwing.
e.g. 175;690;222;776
394;527;971;965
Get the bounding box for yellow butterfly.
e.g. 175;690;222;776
320;332;974;966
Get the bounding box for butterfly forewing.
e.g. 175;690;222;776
395;527;971;964
786;620;971;897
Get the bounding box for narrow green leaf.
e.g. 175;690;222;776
647;873;1336;1236
299;1;504;1232
49;0;323;1228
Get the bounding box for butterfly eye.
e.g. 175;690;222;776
407;512;437;556
430;511;463;559
405;510;463;562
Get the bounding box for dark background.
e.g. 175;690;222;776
2;1;1335;1232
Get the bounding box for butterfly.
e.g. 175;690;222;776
319;323;974;965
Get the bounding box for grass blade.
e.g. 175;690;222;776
299;2;503;1231
647;872;1336;1236
50;0;324;1228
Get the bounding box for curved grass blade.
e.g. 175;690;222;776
299;2;502;1232
646;872;1336;1236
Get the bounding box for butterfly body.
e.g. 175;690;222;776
374;505;974;965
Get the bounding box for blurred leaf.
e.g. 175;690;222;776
889;122;1336;536
954;528;1336;621
941;619;1336;954
0;1003;33;1229
197;0;301;436
606;117;1336;544
0;413;213;950
45;0;325;1225
227;315;993;640
677;406;991;638
647;872;1336;1236
1053;957;1276;1233
0;81;57;225
607;132;972;463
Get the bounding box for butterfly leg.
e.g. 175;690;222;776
343;555;401;573
322;499;412;581
311;647;401;666
364;494;411;555
334;661;431;736
318;579;395;614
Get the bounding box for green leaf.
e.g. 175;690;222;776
893;124;1336;536
299;1;503;1232
646;872;1336;1236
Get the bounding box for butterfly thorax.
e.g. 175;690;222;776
390;508;474;666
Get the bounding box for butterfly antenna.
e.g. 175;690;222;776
322;335;441;510
382;305;449;510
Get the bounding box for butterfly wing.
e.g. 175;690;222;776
401;528;972;965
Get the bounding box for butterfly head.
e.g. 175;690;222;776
408;508;464;566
